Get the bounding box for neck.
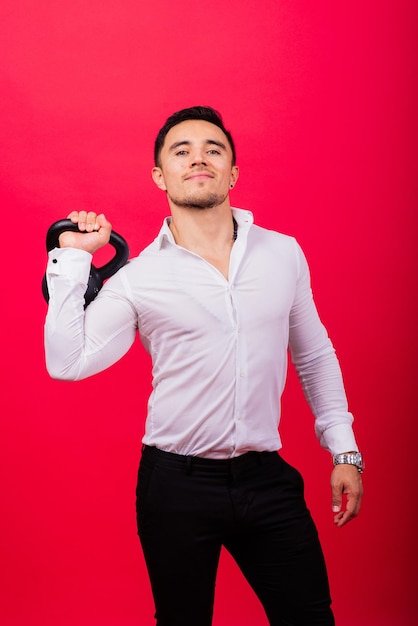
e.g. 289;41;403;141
169;204;235;251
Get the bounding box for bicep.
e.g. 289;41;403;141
45;275;138;381
288;246;331;365
80;288;138;378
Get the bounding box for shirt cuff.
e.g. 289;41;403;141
319;423;359;456
47;247;92;283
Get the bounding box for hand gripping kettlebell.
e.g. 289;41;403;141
42;219;130;307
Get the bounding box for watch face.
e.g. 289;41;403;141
354;452;364;471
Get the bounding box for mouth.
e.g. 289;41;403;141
185;170;214;181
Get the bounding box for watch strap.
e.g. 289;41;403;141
333;451;364;473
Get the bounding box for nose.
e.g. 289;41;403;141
190;149;207;167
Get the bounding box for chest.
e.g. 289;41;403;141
130;243;298;344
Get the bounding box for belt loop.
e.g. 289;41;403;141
185;455;193;475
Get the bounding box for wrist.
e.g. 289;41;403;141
333;451;364;473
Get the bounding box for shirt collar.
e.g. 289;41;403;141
156;217;175;249
156;207;254;250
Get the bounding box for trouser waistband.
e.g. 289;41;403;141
141;445;279;478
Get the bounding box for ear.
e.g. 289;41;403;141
151;167;167;191
230;165;239;189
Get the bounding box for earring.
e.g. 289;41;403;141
230;184;234;189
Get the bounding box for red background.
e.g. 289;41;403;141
1;1;417;624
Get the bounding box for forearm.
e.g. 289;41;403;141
292;342;358;454
44;248;137;380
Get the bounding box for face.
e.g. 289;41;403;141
152;120;239;211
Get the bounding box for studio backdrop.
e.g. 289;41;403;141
1;2;417;625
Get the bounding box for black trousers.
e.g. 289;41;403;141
136;446;335;626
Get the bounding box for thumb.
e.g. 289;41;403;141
331;482;343;513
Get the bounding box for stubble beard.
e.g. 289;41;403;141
167;190;229;210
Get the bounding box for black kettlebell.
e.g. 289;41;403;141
42;219;130;307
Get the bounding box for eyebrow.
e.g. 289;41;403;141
168;139;227;152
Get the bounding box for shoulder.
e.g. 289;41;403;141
234;208;298;250
115;235;176;286
251;223;296;244
249;223;303;259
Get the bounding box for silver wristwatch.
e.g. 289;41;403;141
333;451;364;473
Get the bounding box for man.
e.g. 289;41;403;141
44;106;363;625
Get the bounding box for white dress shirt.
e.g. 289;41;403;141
44;208;358;458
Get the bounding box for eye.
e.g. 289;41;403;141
175;150;188;156
208;149;220;155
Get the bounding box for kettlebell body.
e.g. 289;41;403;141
42;219;130;307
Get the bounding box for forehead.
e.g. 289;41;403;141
162;119;231;152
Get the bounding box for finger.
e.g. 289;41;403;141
67;210;81;223
85;211;99;232
331;483;343;514
77;211;88;231
335;499;359;527
66;211;101;232
95;213;112;235
346;487;363;518
333;487;363;528
66;210;89;230
334;509;354;528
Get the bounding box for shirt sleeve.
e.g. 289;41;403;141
288;241;359;455
44;247;138;380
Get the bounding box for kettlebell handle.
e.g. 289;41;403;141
42;219;130;307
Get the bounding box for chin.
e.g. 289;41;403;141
170;192;227;210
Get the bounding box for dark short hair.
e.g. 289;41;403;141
154;105;236;167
